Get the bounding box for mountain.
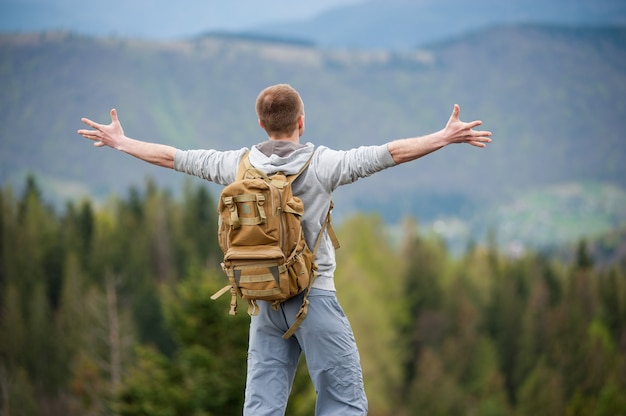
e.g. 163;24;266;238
2;0;625;50
1;24;625;250
0;0;362;40
251;0;626;50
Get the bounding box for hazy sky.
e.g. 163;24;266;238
0;0;367;39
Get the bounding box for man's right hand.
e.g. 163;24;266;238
77;108;177;169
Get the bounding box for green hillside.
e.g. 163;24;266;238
478;182;626;249
1;25;625;248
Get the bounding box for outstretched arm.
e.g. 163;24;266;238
77;109;177;169
387;104;492;164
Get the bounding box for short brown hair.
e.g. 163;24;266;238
255;84;304;137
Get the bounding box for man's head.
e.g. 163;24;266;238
256;84;304;140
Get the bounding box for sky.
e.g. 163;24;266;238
0;0;366;39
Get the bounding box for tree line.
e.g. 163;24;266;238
1;176;625;415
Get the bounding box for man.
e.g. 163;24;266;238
78;83;492;415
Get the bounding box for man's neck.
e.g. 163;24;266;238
257;139;306;158
268;133;299;143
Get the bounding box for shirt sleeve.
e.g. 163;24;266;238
173;148;249;186
313;144;397;191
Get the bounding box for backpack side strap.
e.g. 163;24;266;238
282;202;335;339
210;285;239;316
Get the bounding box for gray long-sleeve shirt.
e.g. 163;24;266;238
174;140;396;291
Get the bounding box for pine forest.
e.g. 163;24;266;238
1;175;625;415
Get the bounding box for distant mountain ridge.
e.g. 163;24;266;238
1;24;625;250
252;0;626;50
2;0;625;50
0;0;361;40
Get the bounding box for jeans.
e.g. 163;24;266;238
244;288;368;415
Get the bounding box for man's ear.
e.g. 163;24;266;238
258;119;264;129
297;115;305;136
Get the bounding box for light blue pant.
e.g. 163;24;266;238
244;288;368;415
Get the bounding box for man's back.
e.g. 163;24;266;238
174;140;396;291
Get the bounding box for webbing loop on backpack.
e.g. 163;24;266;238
229;287;238;315
255;194;267;223
223;196;240;229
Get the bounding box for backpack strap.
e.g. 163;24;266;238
282;200;337;339
210;285;239;316
321;201;340;250
286;153;314;183
236;151;252;180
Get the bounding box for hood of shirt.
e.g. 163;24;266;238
248;140;315;176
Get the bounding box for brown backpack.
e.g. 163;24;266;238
211;151;338;339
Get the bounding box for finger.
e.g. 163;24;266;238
110;108;118;123
77;130;105;147
468;141;486;148
77;129;99;139
473;135;492;146
471;129;492;137
450;104;460;121
467;120;483;129
81;117;102;130
469;135;492;145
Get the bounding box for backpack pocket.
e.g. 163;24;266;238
224;247;290;302
218;179;280;251
285;241;316;295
